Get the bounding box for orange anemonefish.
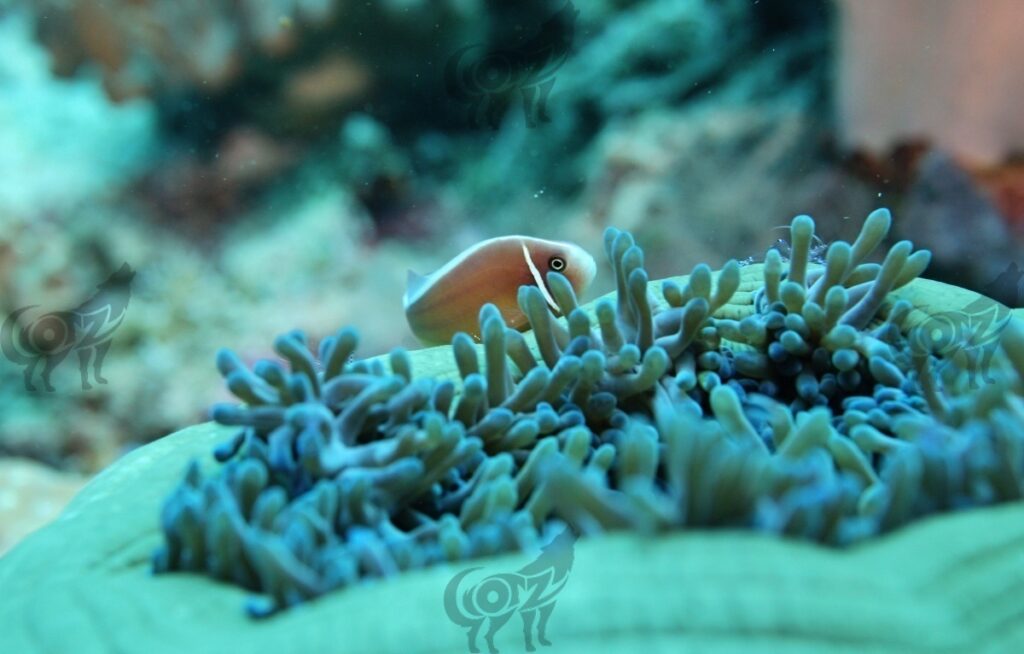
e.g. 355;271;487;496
403;236;597;345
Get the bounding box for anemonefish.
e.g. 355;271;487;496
403;236;597;345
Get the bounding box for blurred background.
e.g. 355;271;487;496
1;0;1022;554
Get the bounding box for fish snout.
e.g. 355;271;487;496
574;245;598;292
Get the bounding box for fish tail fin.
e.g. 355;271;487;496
404;269;428;309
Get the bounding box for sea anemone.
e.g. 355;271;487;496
152;208;1024;616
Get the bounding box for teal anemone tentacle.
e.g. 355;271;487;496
155;210;1024;619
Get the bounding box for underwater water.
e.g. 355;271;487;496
1;1;1024;652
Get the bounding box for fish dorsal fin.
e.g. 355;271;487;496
403;239;509;309
404;269;429;308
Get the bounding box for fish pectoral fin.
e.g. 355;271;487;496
404;269;429;308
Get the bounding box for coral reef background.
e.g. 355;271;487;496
1;0;1023;554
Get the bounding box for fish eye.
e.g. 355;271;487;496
549;256;566;272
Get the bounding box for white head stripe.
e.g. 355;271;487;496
522;242;560;312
